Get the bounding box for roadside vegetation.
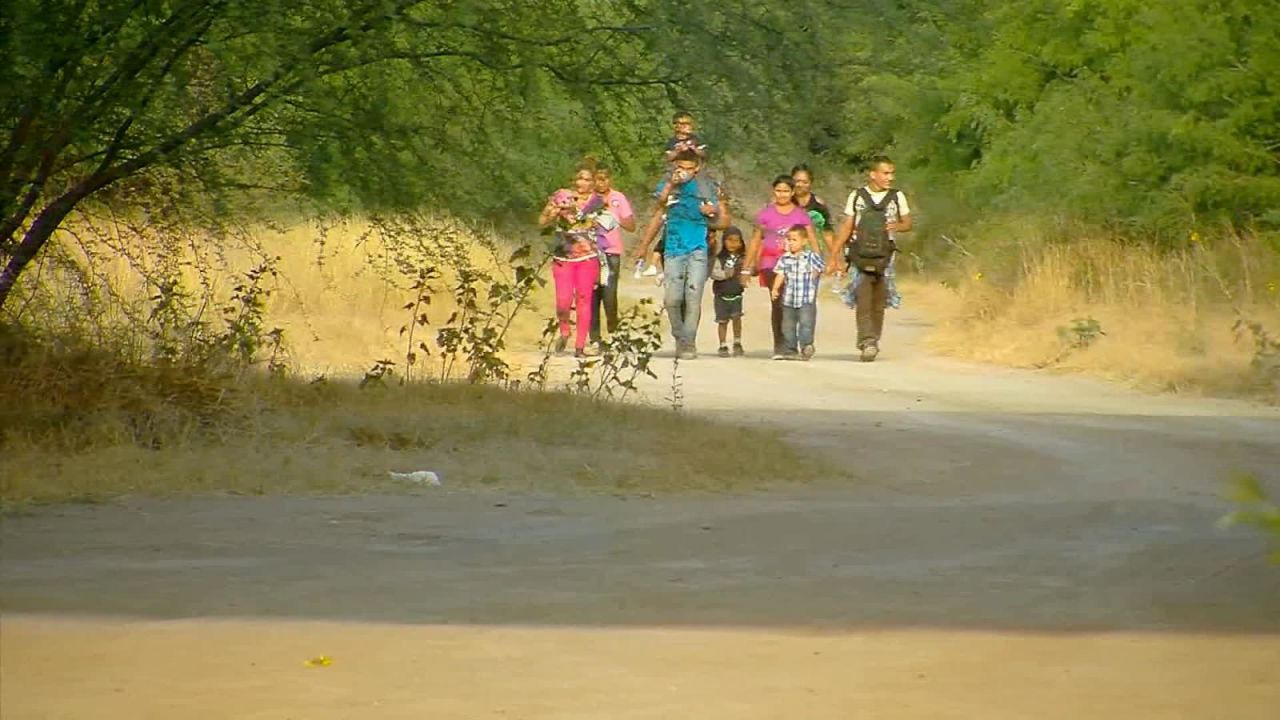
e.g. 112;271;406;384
1;217;838;505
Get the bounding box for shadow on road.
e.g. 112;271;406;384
4;408;1277;634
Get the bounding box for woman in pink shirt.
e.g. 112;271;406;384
747;175;818;356
538;163;605;357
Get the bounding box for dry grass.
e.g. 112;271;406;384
2;217;839;506
6;215;556;377
0;340;837;505
253;219;557;375
912;234;1280;402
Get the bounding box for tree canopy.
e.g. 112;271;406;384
4;0;1278;309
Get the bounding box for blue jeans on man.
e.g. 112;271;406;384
662;247;708;355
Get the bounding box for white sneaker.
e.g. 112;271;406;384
642;264;659;277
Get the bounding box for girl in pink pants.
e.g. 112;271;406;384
552;255;600;355
538;160;612;356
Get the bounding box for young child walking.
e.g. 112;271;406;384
769;224;825;360
711;226;748;357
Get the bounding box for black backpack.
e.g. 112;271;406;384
846;187;898;273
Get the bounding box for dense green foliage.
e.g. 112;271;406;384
831;0;1280;246
3;0;1278;310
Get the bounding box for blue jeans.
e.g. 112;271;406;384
781;302;817;353
663;248;708;346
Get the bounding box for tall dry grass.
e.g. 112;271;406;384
2;216;841;505
914;232;1280;401
5;214;556;377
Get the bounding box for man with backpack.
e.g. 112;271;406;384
833;156;913;362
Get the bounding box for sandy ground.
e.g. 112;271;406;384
3;276;1280;719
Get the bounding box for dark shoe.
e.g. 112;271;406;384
732;343;745;357
800;344;815;360
717;345;730;358
574;348;588;359
554;335;569;355
860;342;879;362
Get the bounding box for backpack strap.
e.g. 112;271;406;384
857;187;897;213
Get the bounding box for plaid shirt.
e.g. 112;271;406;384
774;249;825;307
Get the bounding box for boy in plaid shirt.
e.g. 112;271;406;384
769;225;825;360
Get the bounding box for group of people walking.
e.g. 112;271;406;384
538;111;912;362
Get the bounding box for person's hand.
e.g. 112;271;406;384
699;201;716;217
770;289;780;301
886;221;899;232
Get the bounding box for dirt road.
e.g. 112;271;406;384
4;280;1279;718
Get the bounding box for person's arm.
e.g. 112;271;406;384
832;216;854;272
633;206;665;261
705;196;730;230
770;269;785;300
538;196;559;228
611;191;637;233
805;223;820;256
819;205;836;263
888;192;912;233
745;223;764;275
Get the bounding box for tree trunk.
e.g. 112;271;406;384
0;181;103;311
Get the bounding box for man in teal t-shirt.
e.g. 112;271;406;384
653;150;719;359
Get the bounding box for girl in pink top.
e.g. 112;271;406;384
538;164;606;357
747;175;819;355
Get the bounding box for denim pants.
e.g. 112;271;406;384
662;248;708;346
781;302;817;353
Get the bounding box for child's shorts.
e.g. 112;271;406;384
714;294;743;323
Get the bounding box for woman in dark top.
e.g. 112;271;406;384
791;163;834;257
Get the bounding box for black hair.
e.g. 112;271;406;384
718;225;745;259
787;224;809;235
771;174;795;189
673;148;701;164
790;163;813;179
